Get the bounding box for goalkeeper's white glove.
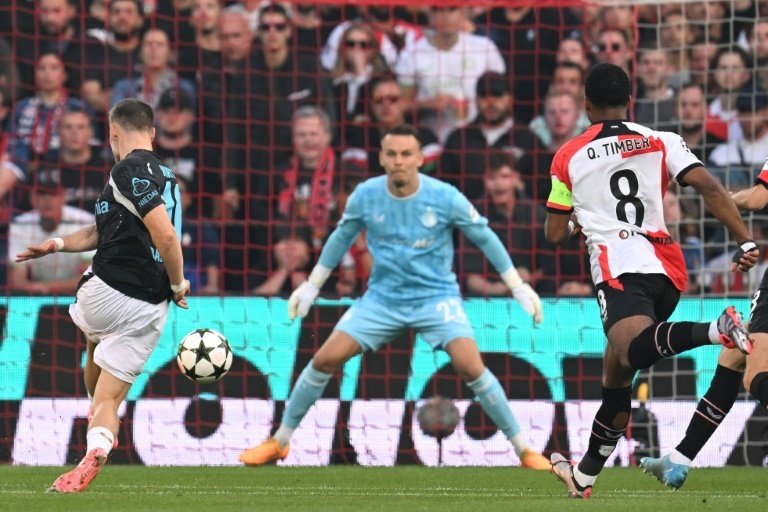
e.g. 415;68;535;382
288;281;319;320
501;268;544;324
287;264;331;320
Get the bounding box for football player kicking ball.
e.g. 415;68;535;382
544;63;758;499
16;99;189;493
640;164;768;489
239;124;550;470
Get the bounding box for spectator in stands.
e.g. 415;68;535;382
55;108;107;213
291;4;340;53
748;19;768;90
15;0;81;97
321;6;422;73
341;75;440;176
486;6;580;124
177;0;222;82
461;154;555;295
154;87;220;219
556;38;590;72
254;106;358;296
7;169;94;294
658;9;697;87
330;22;389;126
7;52;89;177
663;188;703;293
530;90;583;202
110;28;197;110
177;175;220;295
154;0;196;47
81;0;145;113
709;90;768;188
441;72;533;200
529;63;589;151
688;41;718;90
591;28;633;74
709;47;753;141
395;6;505;143
634;47;677;128
684;1;728;44
674;83;727;164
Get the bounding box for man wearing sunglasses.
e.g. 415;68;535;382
592;28;633;74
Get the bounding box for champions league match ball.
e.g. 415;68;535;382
176;328;233;384
417;396;461;439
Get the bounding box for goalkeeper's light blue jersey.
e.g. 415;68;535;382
318;174;515;304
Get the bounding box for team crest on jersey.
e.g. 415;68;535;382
421;208;437;228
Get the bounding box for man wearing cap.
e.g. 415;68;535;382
440;71;534;200
7;168;95;293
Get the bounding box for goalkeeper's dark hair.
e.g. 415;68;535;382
381;124;421;147
585;63;631;109
109;98;154;132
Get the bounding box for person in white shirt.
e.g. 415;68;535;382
8;169;95;294
395;6;505;143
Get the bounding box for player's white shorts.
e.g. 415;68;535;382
69;273;169;384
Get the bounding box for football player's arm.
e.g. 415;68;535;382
544;212;574;246
15;224;98;262
453;192;543;323
731;183;768;211
683;166;758;271
143;205;189;308
544;164;575;246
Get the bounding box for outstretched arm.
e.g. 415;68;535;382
15;224;98;262
731;183;768;212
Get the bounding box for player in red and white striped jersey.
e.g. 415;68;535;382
544;63;759;499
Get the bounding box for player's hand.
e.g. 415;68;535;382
511;283;544;324
288;281;319;320
171;279;190;309
730;240;759;272
15;239;60;262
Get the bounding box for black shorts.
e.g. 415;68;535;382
748;287;768;334
595;273;681;334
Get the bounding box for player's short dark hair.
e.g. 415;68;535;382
381;124;421;146
486;152;515;173
585;63;631;108
109;98;154;132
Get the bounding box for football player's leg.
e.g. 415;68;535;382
745;333;768;409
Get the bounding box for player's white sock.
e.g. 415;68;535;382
573;465;597;487
708;321;720;344
668;449;692;466
508;433;528;457
86;426;114;455
273;425;294;447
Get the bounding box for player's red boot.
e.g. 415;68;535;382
239;438;290;466
47;448;107;493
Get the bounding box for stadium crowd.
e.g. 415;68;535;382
1;0;768;296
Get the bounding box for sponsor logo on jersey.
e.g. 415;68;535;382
132;178;152;196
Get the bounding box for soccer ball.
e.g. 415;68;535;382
416;396;460;439
176;328;233;384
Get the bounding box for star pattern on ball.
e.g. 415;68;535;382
194;338;216;364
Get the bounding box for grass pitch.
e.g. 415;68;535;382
1;465;764;512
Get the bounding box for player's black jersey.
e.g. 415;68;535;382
92;149;182;304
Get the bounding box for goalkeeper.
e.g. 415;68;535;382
239;124;549;470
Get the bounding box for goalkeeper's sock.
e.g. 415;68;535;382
273;425;294;447
628;322;712;370
676;364;741;461
86;426;114;455
281;362;333;432
467;368;524;455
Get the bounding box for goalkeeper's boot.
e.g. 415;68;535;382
520;449;552;471
640;454;688;490
717;306;753;354
550;452;592;499
239;438;289;466
47;448;107;493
